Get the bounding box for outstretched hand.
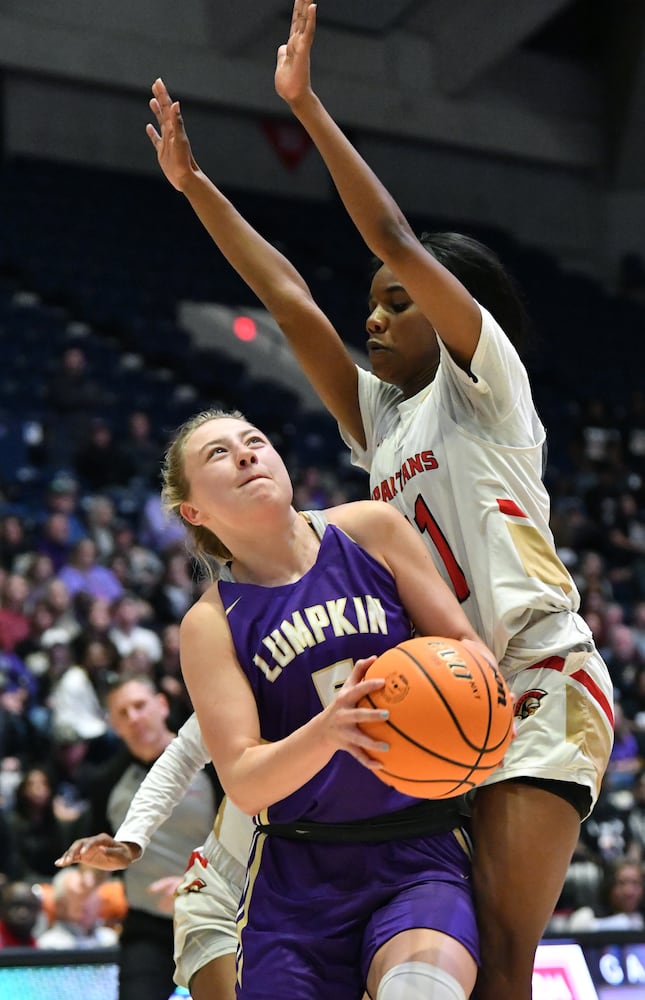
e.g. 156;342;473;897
55;832;142;872
275;0;317;106
146;77;199;192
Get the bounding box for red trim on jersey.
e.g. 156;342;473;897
496;498;527;518
527;654;614;727
527;655;566;672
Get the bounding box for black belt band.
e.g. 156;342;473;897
254;799;463;844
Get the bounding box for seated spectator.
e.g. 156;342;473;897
14;599;58;688
36;867;119;949
633;601;645;659
0;880;41;948
0;807;19;881
547;836;604;934
606;491;645;603
7;767;74;883
0;516;32;573
40;578;80;642
74;418;131;493
20;554;56;613
41;472;86;545
48;636;110;748
138;491;186;553
108;593;161;665
35;512;75;574
110;520;163;598
0;649;46;750
150;550;197;625
83;494;119;562
58;537;124;604
0;573;31;653
605;623;645;700
567;857;645;931
46;345;108;467
604;700;642;795
117;409;162;489
156;623;192;730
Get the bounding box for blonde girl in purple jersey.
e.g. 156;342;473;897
159;408;499;999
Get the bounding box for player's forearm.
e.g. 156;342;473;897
216;713;335;816
115;723;208;849
179;169;314;321
287;91;416;261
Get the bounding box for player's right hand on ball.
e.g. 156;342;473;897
322;657;390;771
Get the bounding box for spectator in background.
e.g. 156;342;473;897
605;623;645;701
48;635;111;753
117;410;162;490
36;866;119;950
604;700;642;795
139;492;186;554
626;769;645;860
0;515;32;572
567;857;645;931
58;537;124;605
607;491;645;603
0;808;19;881
46;345;107;466
42;473;86;545
156;624;192;731
21;553;56;612
150;550;196;625
84;494;119;562
77;597;115;650
74;418;132;494
35;512;75;574
0;880;41;948
111;521;163;599
7;767;74;882
108;594;162;666
0;574;31;653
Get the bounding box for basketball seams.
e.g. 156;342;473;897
359;636;514;799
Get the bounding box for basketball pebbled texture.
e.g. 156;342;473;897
359;636;514;799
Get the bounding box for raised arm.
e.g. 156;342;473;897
179;589;389;816
275;1;481;368
56;714;209;870
146;78;364;444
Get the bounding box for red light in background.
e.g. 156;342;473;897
233;316;257;342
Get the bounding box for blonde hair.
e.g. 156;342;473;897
161;407;246;581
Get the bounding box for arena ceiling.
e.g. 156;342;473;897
2;0;645;187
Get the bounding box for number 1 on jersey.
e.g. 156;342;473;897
413;494;471;603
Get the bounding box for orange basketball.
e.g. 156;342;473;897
358;636;514;799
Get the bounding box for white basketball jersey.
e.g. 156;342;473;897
341;304;586;673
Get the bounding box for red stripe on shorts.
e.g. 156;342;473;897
527;655;614;727
496;498;527;518
571;668;614;728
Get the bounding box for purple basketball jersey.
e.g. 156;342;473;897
218;523;417;825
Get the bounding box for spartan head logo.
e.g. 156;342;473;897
514;689;547;720
182;877;207;894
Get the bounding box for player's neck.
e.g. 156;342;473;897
229;512;320;587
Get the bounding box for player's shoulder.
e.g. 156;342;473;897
326;500;404;540
180;582;224;636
